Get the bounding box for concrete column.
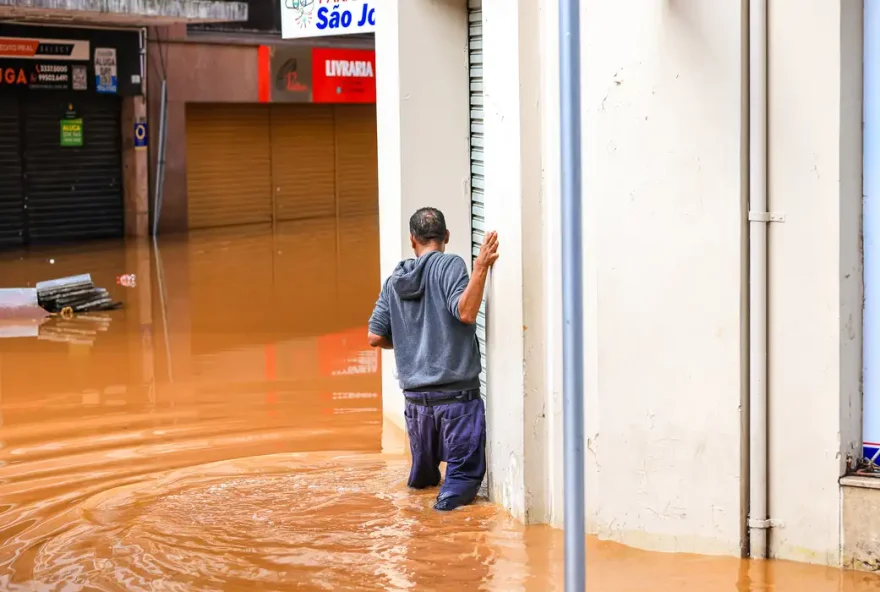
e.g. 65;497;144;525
375;0;471;430
122;95;149;238
480;0;548;522
537;0;566;529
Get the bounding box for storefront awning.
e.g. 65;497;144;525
0;0;247;27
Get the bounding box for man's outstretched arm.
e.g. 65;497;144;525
456;231;499;324
368;281;393;349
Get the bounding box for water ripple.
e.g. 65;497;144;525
15;454;504;591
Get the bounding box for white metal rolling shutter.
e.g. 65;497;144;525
468;0;487;400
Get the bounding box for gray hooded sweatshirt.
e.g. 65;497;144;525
368;251;481;392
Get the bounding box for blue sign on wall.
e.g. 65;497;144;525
94;47;118;93
134;122;147;149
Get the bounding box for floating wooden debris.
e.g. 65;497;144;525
36;274;122;314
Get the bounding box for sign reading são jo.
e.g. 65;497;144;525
281;0;376;40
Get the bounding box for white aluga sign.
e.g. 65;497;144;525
281;0;376;39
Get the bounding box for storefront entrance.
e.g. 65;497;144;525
185;103;378;230
0;92;123;248
0;23;142;248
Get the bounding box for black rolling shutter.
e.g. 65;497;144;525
0;95;24;248
23;94;123;243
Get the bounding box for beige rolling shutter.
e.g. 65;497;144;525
186;104;272;230
333;104;378;218
270;104;336;222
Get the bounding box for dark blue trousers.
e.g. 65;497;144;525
403;391;486;508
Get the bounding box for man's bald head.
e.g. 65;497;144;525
409;207;450;254
409;207;448;244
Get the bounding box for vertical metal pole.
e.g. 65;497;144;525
559;0;585;589
152;80;168;238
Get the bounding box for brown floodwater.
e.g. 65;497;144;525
1;216;880;591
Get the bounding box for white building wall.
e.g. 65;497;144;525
578;0;747;556
481;0;533;521
376;0;863;567
766;0;862;565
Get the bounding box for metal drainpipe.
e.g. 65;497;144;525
748;0;771;560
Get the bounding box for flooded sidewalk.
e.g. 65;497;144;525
1;217;879;590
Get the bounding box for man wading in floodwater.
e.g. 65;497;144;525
367;207;499;511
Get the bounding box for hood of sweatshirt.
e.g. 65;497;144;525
390;251;440;301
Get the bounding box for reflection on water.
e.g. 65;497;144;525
0;216;879;591
37;314;113;345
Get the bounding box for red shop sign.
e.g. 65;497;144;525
311;47;376;104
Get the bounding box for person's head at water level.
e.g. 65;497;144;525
409;207;450;257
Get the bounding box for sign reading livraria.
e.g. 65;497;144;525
260;46;375;104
